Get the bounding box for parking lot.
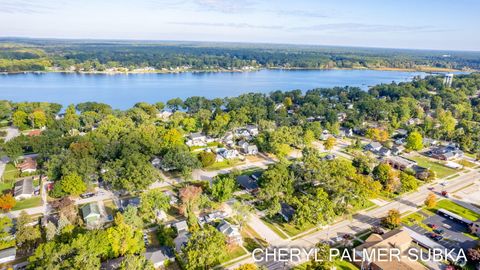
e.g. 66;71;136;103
408;213;477;251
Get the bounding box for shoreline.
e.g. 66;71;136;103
0;66;470;76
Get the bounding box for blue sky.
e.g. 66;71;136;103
1;0;479;51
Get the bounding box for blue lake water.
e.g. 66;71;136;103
0;69;428;109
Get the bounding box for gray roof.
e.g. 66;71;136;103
174;220;188;232
0;247;16;259
279;203;295;221
236;175;259;190
82;203;100;218
14;177;34;196
145;247;174;263
369;142;382;149
174;231;190;253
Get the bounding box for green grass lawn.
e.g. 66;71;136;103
401;211;433;231
429;200;480;221
12;196;42;211
219;245;247;264
242;225;268;252
205;159;244;171
335;260;359;270
409;156;457;178
260;218;289;239
2;163;20;181
457;159;477;168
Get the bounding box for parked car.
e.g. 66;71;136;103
80;192;95;199
433;229;444;234
428;223;438;229
426;233;443;241
441;191;449;197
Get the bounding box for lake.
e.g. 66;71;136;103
0;69;428;109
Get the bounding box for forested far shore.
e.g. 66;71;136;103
1;38;480;73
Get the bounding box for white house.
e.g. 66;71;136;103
14;178;34;200
246;125;259;136
217;221;243;245
186;133;207;147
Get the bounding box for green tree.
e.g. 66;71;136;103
29;110;47;128
12;110;28;130
123;206;144;229
0;216;15;249
292;188;335;228
106;213;145;258
399;172;418;192
119;254;154;270
323;137;336;151
16;211;41;253
183;225;227;270
162;146;200;177
405;131;423;150
139;188;170;221
63;104;80;130
53;172;87;197
198;151;216;167
211;174;237;202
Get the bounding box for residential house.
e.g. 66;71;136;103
120;197;140;211
156;111;173;120
145;247;175;268
246;125;259;136
174;232;190;253
392;145;405;155
186;133;207;147
394;138;406;145
378;147;391;157
163;190;178;205
423;138;439;147
236;175;259;191
279;203;295;222
384;156;416;171
239;141;258;155
151;157;161;167
429;146;463;161
354;229;425;270
320;130;330;140
156;209;168;222
16;158;37;173
81;203;102;228
218;148;238;160
14;177;34;200
217;221;243;245
27;129;42;137
174;220;188;233
339;127;353;137
0;247;16;264
364;142;382;153
337;112;347;122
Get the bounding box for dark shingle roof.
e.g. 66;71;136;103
14;177;33;196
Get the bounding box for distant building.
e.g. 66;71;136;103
27;129;42;137
16;158;37;173
217;221;243;245
186;133;207;147
365;142;382;153
429;146;463;161
443;73;454;87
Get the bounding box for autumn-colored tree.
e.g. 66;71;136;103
179;185;203;216
235;263;258;270
323;137;336;151
366;128;389;142
424;193;437;208
0;194;16;212
382;209;401;229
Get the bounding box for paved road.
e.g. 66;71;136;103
228;169;480;269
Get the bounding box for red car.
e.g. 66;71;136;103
441;191;449;197
428;223;438;229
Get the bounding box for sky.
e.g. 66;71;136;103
1;0;479;51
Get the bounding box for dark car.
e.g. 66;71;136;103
433;229;444;234
428;223;438;229
80;192;95;199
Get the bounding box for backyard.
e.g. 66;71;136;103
409;155;457;178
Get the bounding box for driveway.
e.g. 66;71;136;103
2;127;20;142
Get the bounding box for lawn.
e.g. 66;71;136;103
219;245;247;264
335;260;359;270
0;180;14;193
457;159;476;168
409;156;457;178
260;218;289;239
429;200;480;221
242;225;268;252
1;163;20;181
205;159;244;171
12;196;42;211
401;211;433;231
